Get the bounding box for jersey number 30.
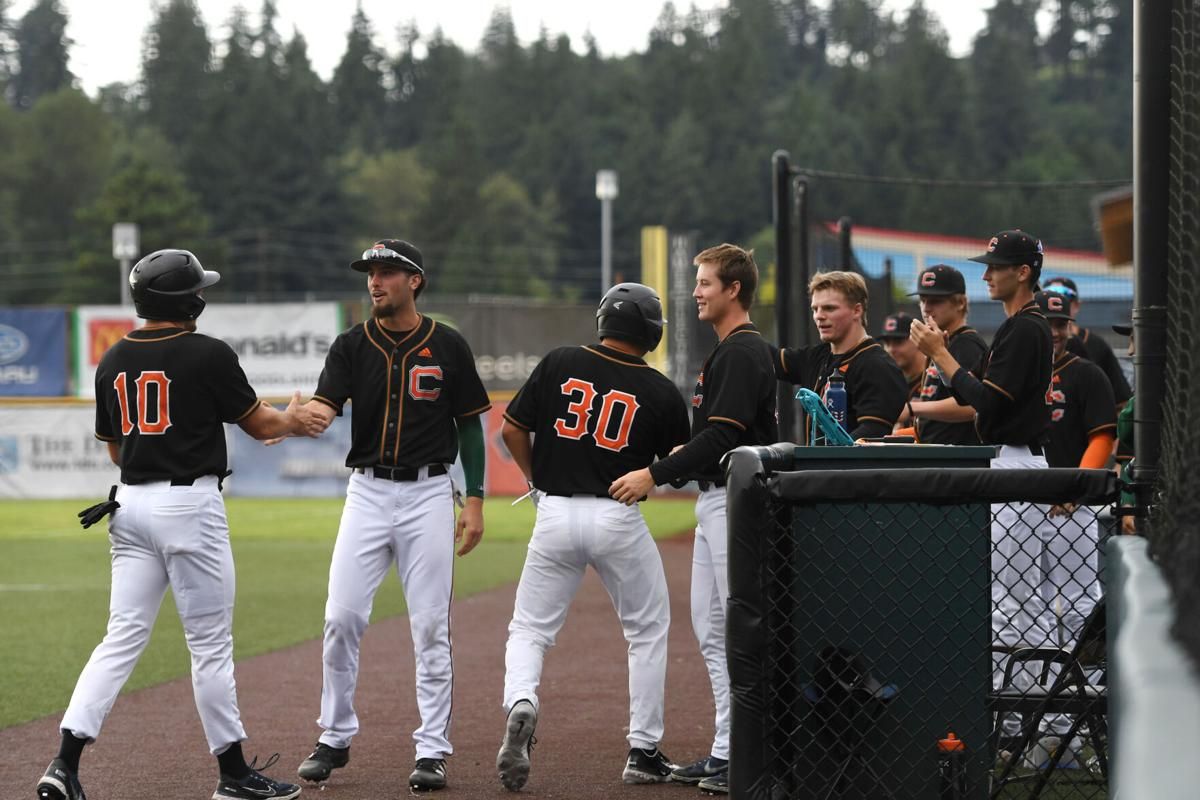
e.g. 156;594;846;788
553;378;639;452
113;371;172;435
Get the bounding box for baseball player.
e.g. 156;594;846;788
1038;288;1113;638
1043;276;1132;411
905;265;988;445
910;229;1053;722
611;244;780;795
36;249;327;800
292;240;490;792
776;271;908;441
876;312;923;400
495;283;690;791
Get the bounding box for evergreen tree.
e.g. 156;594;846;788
12;88;112;244
969;0;1040;170
141;0;212;156
10;0;71;110
0;0;12;100
330;3;388;152
66;156;212;304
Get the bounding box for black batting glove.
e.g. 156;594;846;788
78;485;120;529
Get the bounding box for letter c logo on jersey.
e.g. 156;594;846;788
409;365;443;401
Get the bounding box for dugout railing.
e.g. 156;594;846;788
725;444;1118;800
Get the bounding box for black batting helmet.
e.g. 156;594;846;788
596;283;666;351
129;249;220;321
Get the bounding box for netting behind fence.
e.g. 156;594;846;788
725;448;1117;800
1157;0;1200;669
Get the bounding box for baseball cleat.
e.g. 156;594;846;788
409;757;447;791
698;771;730;794
670;754;728;784
214;754;300;800
622;746;675;784
297;741;349;782
496;699;538;791
36;758;86;800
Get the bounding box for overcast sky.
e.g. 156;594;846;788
8;1;1003;95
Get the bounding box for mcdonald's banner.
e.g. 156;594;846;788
74;304;343;399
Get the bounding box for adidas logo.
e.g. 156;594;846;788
419;347;432;357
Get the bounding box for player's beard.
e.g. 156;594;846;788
372;300;397;319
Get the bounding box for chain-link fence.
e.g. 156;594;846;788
726;446;1117;800
1155;0;1200;670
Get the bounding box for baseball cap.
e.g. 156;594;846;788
968;229;1044;278
350;239;425;274
877;312;915;340
1034;290;1073;321
908;264;966;297
1113;315;1132;336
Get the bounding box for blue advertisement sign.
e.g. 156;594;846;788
0;309;69;396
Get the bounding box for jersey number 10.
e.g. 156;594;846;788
113;371;173;435
553;378;639;452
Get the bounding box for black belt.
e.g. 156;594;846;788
697;479;726;492
169;469;232;489
544;491;611;498
354;463;448;481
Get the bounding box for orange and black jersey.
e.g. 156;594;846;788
916;326;988;446
94;327;259;485
1044;353;1117;468
315;315;490;470
950;300;1052;447
777;337;908;441
649;323;778;486
504;344;690;496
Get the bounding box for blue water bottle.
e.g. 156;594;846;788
825;372;848;430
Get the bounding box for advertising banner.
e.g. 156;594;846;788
0;309;70;396
75;303;342;398
2;398;535;499
0;405;119;498
421;301;595;393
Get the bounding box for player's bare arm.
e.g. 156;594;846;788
240;391;333;441
455;497;484;556
609;468;655;506
500;420;534;481
910;318;964;381
106;442;120;465
909;397;976;423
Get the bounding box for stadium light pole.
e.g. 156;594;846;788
112;222;140;306
596;170;619;295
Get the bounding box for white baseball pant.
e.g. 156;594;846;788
692;486;731;761
503;495;670;750
316;468;456;760
61;476;246;754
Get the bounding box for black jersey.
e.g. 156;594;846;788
916;326;988;445
688;324;779;481
969;300;1052;447
503;344;690;495
904;373;922;401
94;327;259;484
314;315;491;469
1072;327;1133;406
777;337;908;441
1044;353;1117;468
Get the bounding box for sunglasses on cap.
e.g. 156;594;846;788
361;247;423;274
1044;283;1078;301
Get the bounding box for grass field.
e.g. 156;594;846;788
0;495;696;729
